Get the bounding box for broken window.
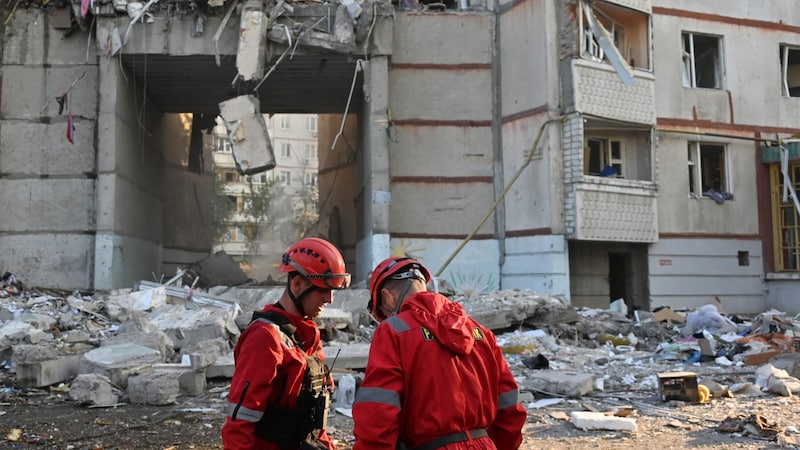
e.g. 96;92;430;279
224;171;239;183
688;142;729;197
581;1;651;71
682;32;723;89
585;138;625;178
780;45;800;97
280;143;292;158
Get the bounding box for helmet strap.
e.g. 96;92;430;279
287;273;315;317
391;278;416;316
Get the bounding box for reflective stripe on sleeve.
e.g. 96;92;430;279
227;403;265;422
384;316;411;333
497;387;519;410
353;387;402;409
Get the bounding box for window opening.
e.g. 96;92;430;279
305;115;317;132
280;143;292;158
305;144;317;159
586;138;624;177
781;45;800;97
688;142;730;199
682;32;723;89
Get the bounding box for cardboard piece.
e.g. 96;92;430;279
651;307;685;325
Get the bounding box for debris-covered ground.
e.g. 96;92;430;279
3;269;800;449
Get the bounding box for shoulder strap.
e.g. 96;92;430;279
251;310;304;347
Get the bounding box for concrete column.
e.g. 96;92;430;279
0;10;98;290
94;45;165;289
357;56;391;281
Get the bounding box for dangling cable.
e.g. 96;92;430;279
331;59;364;151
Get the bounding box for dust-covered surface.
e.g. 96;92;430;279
4;281;800;449
3;381;800;449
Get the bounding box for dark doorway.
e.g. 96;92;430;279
609;252;629;309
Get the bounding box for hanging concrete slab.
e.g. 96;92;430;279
236;0;268;81
218;95;276;175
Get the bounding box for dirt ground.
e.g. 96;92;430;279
2;378;799;450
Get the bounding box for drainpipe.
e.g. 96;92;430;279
490;6;506;275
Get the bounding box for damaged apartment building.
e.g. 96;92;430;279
1;0;800;314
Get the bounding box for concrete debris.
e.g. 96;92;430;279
69;373;120;407
4;265;800;438
570;411;637;432
218;95;276;175
236;0;269;81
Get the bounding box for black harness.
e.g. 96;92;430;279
250;310;331;449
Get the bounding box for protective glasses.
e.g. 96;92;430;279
288;260;351;290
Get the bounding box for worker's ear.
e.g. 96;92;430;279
381;287;397;312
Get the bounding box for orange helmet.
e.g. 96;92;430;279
280;238;351;290
368;257;431;322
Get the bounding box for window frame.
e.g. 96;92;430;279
682;32;724;89
305;144;317;160
305;115;318;132
585;137;625;178
280;115;291;129
771;162;800;271
781;44;800;98
280;143;292;158
687;141;731;198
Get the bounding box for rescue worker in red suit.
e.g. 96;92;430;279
222;238;351;450
352;257;527;450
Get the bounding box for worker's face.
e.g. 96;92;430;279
296;277;334;318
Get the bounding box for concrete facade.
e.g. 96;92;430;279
2;1;800;315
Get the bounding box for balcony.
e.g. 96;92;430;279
570;0;654;124
562;115;658;243
569;179;658;242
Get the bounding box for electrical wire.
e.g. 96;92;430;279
330;59;364;151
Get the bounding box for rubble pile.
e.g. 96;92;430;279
3;269;800;445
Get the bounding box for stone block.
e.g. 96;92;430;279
0;121;96;176
79;342;163;388
522;371;594;397
0;179;94;231
182;338;229;370
0;234;94;290
13;344;82;387
147;305;232;350
206;354;235;379
70;373;119;406
3;9;97;65
1;66;97;119
127;370;180;405
152;363;207;396
570;411;637;432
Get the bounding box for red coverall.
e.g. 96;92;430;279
352;291;527;450
222;304;336;450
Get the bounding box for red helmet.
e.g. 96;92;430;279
368;257;431;322
280;238;351;290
